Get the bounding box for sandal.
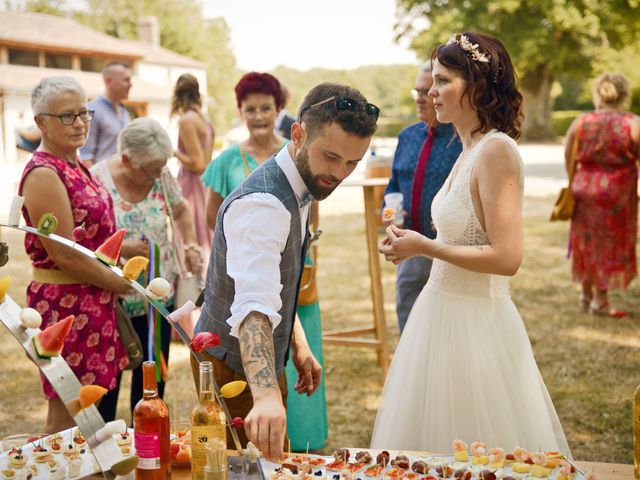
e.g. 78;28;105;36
579;294;591;313
588;300;628;318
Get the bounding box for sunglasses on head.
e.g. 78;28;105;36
298;96;380;122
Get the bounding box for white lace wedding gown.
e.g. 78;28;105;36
371;131;571;456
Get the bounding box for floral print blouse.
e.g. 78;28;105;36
91;160;184;316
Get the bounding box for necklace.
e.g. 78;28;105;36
240;139;283;176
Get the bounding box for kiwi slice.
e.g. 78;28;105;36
36;213;58;235
0;242;8;267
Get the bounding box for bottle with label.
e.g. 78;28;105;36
634;384;640;479
191;361;227;480
133;360;171;479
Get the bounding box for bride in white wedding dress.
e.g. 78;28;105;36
373;32;571;457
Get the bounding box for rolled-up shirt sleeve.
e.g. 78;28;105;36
223;193;291;337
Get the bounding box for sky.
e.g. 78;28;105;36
202;0;418;71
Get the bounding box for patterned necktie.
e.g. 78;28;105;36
410;127;437;234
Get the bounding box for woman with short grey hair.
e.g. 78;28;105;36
118;116;174;167
20;75;130;432
91;116;202;415
30;75;86;114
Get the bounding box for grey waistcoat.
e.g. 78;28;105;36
195;157;309;379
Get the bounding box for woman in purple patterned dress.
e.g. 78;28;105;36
19;76;130;433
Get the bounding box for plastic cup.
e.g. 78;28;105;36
383;193;404;226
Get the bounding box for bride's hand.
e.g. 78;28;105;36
379;224;430;264
378;236;396;263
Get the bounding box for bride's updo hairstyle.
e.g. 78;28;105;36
432;32;523;140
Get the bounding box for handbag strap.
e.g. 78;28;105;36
159;167;188;278
239;146;251;177
567;117;584;184
303;210;321;279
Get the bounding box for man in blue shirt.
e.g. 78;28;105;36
80;61;132;166
384;61;462;333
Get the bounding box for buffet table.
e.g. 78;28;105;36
170;452;634;480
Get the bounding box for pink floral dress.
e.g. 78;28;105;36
19;151;128;400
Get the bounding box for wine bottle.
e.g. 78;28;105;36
133;361;171;479
191;361;227;480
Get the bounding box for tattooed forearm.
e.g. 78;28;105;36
239;311;279;391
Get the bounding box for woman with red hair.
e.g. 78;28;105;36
202;72;285;229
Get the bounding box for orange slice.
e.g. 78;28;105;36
78;384;108;409
220;380;247;398
0;276;11;303
122;256;149;280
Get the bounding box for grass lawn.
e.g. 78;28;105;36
1;194;638;462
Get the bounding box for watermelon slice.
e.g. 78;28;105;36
33;314;75;358
95;228;126;266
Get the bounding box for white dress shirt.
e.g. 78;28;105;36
223;146;311;337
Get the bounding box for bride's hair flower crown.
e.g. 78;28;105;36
447;34;491;63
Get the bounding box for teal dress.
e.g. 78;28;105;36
201;143;328;450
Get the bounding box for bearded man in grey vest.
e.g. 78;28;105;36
194;82;379;461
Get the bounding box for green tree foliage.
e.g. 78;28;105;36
270;64;419;122
590;45;640;114
9;0;427;135
78;0;204;59
76;0;239;130
549;45;640;115
203;18;238;129
207;64;421;138
20;0;67;15
395;0;640;140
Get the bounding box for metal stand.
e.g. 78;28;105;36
0;223;248;477
0;293;118;479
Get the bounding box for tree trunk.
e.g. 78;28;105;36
520;63;555;141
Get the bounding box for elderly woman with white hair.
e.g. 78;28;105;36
91;117;202;415
20;76;130;432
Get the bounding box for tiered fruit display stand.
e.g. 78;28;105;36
0;215;248;478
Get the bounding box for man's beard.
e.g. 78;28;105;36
294;147;340;201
